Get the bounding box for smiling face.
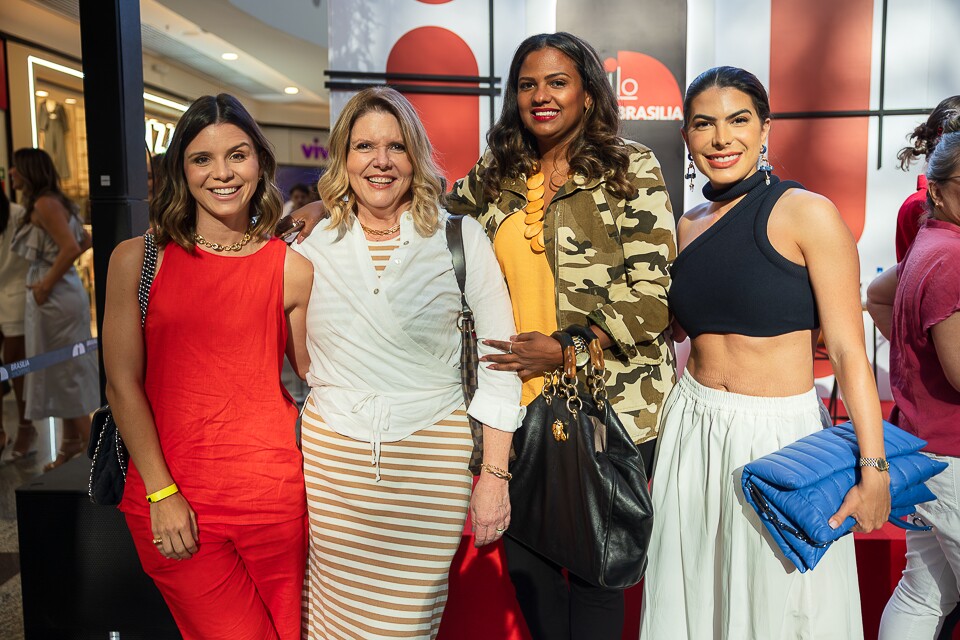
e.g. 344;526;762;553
683;86;770;188
517;47;592;156
346;110;414;221
184;123;261;224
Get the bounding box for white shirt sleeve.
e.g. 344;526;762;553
459;216;524;432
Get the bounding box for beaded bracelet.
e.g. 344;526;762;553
146;482;180;504
481;463;513;481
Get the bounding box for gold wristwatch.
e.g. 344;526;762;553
858;457;890;472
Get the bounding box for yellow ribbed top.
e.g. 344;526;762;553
493;211;557;405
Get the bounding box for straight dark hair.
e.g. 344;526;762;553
151;93;282;249
682;66;771;129
482;32;634;201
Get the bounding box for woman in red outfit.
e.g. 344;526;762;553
102;94;313;640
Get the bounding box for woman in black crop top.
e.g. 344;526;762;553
640;67;890;640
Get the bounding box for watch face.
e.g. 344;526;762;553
878;459;890;472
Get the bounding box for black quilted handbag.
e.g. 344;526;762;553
507;327;654;589
87;232;157;505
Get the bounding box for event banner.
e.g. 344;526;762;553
558;0;687;217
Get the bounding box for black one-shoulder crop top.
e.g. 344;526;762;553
668;171;820;339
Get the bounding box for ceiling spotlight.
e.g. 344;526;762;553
65;98;77;104
221;52;239;61
36;90;49;97
284;86;300;95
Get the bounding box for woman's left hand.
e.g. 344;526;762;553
28;282;52;306
482;331;563;379
828;468;891;533
470;473;511;547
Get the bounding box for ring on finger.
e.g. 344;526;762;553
507;343;513;355
495;527;506;533
152;537;163;545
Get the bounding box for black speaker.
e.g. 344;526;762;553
16;457;180;640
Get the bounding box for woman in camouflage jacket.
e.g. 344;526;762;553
446;32;676;640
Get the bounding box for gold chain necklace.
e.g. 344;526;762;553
194;229;253;252
357;217;401;237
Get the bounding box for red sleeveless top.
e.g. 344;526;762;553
120;238;305;524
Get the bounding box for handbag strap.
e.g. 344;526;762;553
445;215;470;317
888;515;933;532
137;232;158;328
446;215;480;410
550;331;579;382
564;325;609;406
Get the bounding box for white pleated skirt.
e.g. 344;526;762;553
640;372;863;640
300;397;474;640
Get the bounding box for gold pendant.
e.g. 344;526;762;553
552;419;568;442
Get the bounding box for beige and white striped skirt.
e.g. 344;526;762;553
300;397;474;640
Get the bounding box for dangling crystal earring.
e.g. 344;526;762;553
758;144;773;185
684;153;697;192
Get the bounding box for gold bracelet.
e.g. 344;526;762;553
481;463;512;481
146;482;179;504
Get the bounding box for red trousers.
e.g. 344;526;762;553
126;513;307;640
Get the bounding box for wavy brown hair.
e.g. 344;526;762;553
898;96;960;170
319;86;446;239
482;32;634;202
12;148;77;229
151;94;282;249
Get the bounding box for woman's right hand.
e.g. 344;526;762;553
150;493;199;560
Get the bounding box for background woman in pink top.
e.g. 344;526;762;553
869;115;960;639
895;96;960;261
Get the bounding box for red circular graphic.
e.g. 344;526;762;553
387;27;479;184
607;51;682;121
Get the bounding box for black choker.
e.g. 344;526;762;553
702;170;773;202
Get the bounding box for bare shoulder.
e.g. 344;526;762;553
776;187;841;226
31;194;70;222
110;236;147;273
284;244;313;277
774;187;854;253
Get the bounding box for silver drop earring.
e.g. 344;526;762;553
758;144;773;185
685;153;697;192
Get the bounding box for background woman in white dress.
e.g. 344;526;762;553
10;147;98;470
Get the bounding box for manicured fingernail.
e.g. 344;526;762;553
828;519;838;529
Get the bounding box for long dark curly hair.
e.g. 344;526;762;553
897;95;960;170
482;32;634;202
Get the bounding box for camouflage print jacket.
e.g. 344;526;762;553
446;142;677;443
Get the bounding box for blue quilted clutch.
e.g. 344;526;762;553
741;420;946;573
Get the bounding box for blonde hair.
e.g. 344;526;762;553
319;87;446;238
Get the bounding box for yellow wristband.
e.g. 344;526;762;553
146;483;179;504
